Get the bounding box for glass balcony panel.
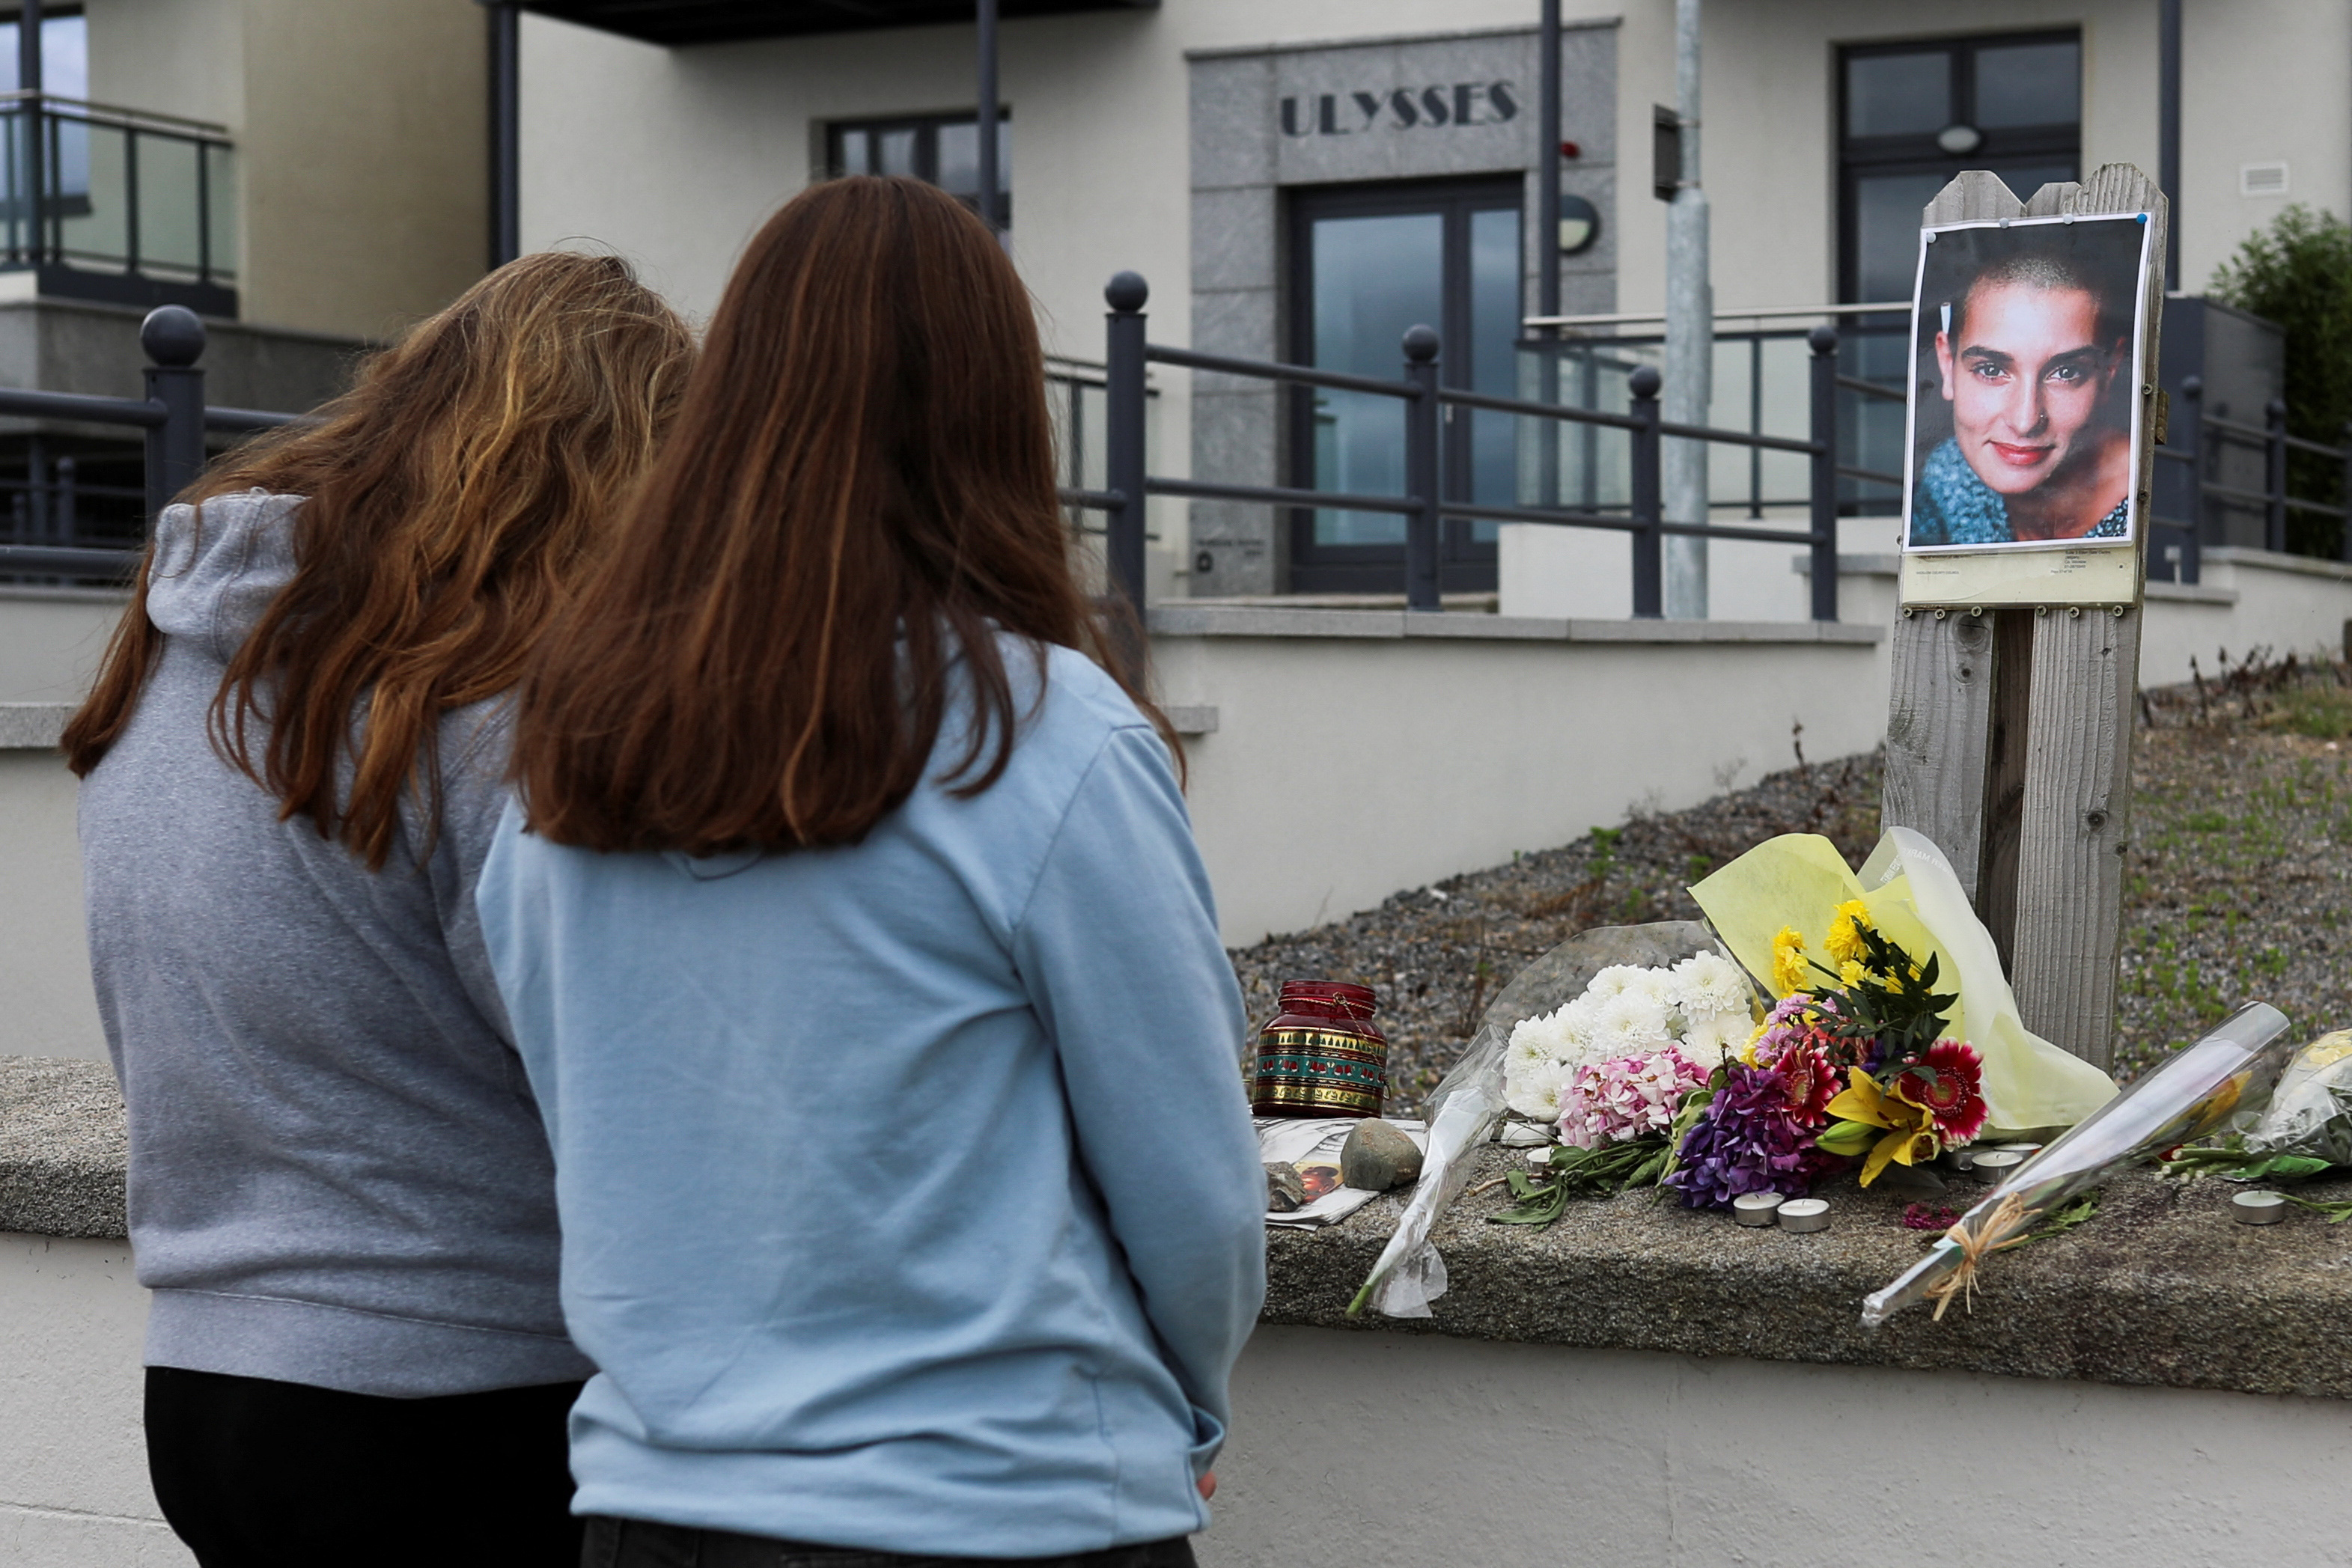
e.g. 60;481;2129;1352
135;131;204;276
52;116;124;269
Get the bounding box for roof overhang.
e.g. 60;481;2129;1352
517;0;1157;46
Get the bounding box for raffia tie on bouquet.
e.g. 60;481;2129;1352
1925;1192;2032;1321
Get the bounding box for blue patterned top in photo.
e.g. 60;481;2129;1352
1910;436;2130;547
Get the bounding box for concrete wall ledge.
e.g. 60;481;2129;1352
0;1057;126;1240
14;1058;2348;1406
1262;1144;2352;1403
0;702;71;750
1148;605;1886;645
2146;579;2241;605
2205;544;2352;583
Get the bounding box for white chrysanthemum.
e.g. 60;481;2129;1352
1626;967;1679;1007
1585;965;1646;1001
1591;991;1673;1055
1677;1011;1744;1070
1507;1016;1559;1073
1504;1055;1566;1121
1670;951;1752;1019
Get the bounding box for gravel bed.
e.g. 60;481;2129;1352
1230;657;2352;1106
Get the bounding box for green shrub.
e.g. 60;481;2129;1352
2210;205;2352;558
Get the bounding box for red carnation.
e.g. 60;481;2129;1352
1894;1040;1987;1145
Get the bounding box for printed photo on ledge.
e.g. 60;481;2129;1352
1902;210;2152;553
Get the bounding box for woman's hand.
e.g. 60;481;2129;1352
1197;1471;1217;1501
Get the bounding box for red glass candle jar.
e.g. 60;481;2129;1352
1250;980;1387;1118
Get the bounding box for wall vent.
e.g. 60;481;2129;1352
2240;162;2290;197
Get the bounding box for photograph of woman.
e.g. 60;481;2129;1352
1904;213;2151;551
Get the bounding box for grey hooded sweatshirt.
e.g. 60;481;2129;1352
79;491;592;1397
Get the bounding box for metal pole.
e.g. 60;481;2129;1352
487;1;520;268
1402;325;1442;612
2265;397;2287;553
976;0;1001;237
1538;0;1562;321
141;306;207;526
2159;0;2182;289
19;0;40;270
1536;0;1562;510
1630;364;1663;617
1103;272;1148;629
1662;0;1710;617
1807;326;1839;622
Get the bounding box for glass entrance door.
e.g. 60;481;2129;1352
1288;180;1523;594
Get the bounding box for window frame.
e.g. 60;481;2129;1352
1836;29;2081;303
826;109;1011;226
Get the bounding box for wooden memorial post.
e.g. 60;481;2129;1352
1883;165;2169;1072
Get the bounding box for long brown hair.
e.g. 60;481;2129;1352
511;177;1166;856
63;251;695;869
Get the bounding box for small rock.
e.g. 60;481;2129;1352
1264;1162;1307;1212
1341;1120;1424;1192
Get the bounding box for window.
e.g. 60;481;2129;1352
829;112;1011;226
1838;31;2080;304
0;8;86;98
1286;178;1522;594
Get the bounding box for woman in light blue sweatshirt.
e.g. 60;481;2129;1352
478;177;1267;1567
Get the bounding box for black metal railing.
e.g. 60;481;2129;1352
0;305;296;579
0;92;237;315
1070;272;1885;623
1517;306;1913;519
2149;377;2352;583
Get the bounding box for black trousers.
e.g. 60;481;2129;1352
144;1364;585;1568
582;1516;1198;1568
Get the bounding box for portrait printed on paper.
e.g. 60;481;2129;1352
1902;213;2153;553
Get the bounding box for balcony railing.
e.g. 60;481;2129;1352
0;91;237;317
1519;302;1910;520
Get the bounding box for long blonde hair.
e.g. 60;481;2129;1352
64;251;695;868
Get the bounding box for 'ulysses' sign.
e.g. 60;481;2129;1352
1279;82;1520;137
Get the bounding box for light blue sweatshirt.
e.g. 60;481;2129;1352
475;641;1267;1556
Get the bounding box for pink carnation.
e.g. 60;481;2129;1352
1556;1048;1709;1150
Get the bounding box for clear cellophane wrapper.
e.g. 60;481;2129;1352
1350;922;1719;1319
1861;1001;2298;1327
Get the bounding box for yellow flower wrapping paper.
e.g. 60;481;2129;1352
1692;826;2117;1135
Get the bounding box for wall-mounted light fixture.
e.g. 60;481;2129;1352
1559;193;1601;254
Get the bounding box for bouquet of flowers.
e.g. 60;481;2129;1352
1493;827;2118;1227
1661;903;1986;1209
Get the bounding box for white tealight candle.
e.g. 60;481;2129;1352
2233;1189;2289;1226
1970;1150;2026;1183
1777;1198;1830;1233
1732;1191;1785;1227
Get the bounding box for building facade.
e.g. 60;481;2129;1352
511;0;2351;600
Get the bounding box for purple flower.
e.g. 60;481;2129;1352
1661;1063;1816;1212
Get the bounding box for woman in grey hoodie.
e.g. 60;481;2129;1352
62;252;692;1567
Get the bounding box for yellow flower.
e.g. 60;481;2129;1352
1822;1069;1941;1186
1737;1017;1771;1066
1770;926;1810;996
1825;900;1873;968
1839;958;1866;989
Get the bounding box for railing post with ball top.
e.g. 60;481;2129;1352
1401;324;1442;612
1629;364;1663;618
141;305;207;527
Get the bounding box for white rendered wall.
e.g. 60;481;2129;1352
2141;549;2352;687
1207;1325;2352;1568
1152;625;1886;946
0;1233;185;1568
0;591;125;706
0;754;105;1064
